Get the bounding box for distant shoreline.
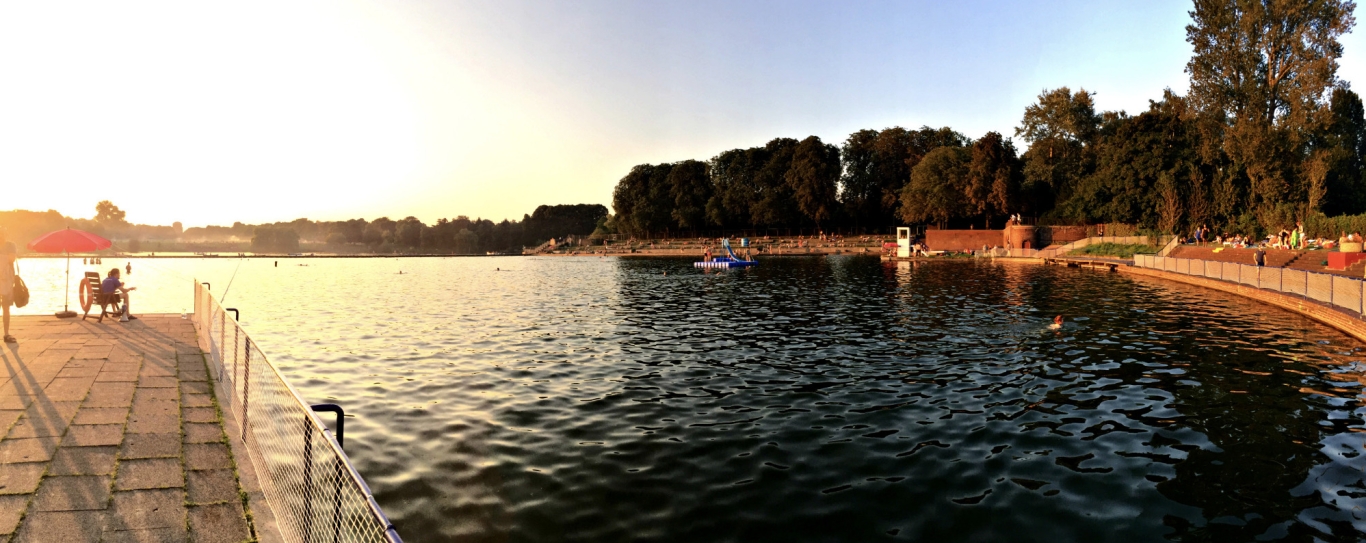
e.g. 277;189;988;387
17;253;512;259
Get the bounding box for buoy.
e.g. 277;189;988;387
79;278;93;314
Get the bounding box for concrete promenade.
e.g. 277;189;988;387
0;315;254;542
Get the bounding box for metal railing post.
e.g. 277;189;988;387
303;418;315;543
242;339;250;443
218;310;226;367
233;327;240;412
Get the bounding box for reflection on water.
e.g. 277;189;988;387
12;256;1366;541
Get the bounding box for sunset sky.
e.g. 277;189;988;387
1;1;1362;228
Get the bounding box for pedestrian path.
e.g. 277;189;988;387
0;315;255;542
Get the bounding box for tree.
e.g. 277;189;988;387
839;129;881;226
750;138;801;228
611;164;675;238
1016;88;1101;215
707;147;765;228
1185;0;1356;215
1187;0;1355;128
251;226;300;253
1065;92;1202;228
667;160;712;231
453;229;479;254
523;204;609;242
94;200;127;227
395;216;425;248
786;136;841;227
899;146;971;228
965;132;1021;227
363;217;395;246
1314;87;1366;215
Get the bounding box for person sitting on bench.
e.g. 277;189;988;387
101;268;137;322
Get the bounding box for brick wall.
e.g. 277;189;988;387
926;230;1003;251
1038;226;1088;246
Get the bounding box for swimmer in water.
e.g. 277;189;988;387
1049;315;1063;330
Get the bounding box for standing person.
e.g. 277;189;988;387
1254;245;1266;267
0;228;15;343
101;269;137;322
125;262;131;275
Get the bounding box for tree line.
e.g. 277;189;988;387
2;203;607;255
609;0;1365;238
205;203;608;254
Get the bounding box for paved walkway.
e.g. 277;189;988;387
0;315;255;542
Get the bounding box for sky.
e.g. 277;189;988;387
0;1;1362;228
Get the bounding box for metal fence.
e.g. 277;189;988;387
192;280;402;543
1133;255;1366;317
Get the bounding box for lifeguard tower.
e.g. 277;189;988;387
896;227;911;258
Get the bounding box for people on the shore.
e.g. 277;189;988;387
1253;246;1266;267
101;268;137;323
1;228;15;343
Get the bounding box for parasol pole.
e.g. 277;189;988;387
55;249;76;318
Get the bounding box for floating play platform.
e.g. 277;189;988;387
695;257;757;269
696;239;757;269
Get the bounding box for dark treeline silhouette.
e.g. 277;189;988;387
1;203;608;255
609;0;1365;239
194;203;608;254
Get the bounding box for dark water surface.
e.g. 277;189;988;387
24;256;1366;541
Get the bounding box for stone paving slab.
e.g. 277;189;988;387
183;444;231;471
32;475;110;511
120;434;181;460
188;502;252;543
104;488;186;531
49;446;118;476
0;316;258;541
0;494;27;535
115;458;184;491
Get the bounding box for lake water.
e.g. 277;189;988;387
11;256;1366;542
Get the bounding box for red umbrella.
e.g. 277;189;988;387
28;229;112;254
26;228;113;318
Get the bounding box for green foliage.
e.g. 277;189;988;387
1073;243;1157;259
1304;212;1366;239
899;146;971;227
786;136;841;226
669;160;712;229
1017;88;1100;214
1186;0;1357;221
966;132;1022;225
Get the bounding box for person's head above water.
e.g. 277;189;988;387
1054;315;1063;325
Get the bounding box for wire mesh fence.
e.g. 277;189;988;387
193;280;402;543
1133;255;1366;321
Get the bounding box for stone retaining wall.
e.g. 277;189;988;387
1119;265;1366;344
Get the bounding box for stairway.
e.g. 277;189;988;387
1283;251;1327;271
1346;259;1366;277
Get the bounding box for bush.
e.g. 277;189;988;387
1073;242;1157;259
